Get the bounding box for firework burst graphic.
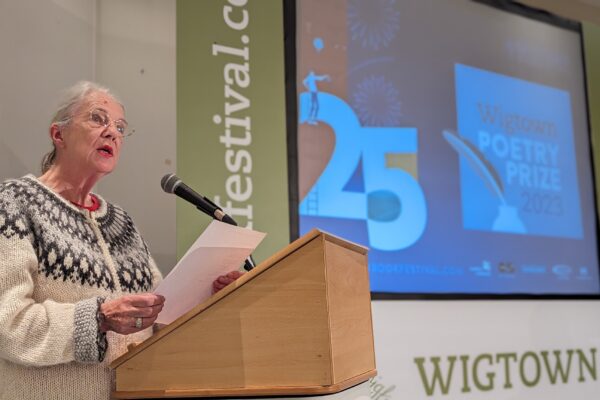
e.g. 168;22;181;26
352;75;402;127
348;0;400;51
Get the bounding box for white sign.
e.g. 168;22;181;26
371;300;600;399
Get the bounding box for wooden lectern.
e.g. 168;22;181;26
111;229;377;399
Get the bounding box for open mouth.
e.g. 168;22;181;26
97;145;114;157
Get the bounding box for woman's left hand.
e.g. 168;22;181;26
99;293;165;334
212;271;243;294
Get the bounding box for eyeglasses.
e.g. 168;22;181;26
87;108;134;137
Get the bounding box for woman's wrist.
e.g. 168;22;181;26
97;298;109;333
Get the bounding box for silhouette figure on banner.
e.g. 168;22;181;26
303;70;330;125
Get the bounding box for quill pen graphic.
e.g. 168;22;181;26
442;130;506;204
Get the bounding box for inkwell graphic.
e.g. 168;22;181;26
442;130;526;233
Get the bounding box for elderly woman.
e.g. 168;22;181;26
0;82;241;399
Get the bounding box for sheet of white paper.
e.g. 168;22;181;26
154;221;266;324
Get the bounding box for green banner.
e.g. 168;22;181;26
177;0;289;262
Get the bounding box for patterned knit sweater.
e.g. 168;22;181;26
0;175;162;399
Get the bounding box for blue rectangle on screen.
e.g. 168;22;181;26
454;63;582;239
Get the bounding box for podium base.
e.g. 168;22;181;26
112;369;376;399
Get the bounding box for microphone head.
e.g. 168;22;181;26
161;173;181;194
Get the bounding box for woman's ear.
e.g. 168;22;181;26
49;124;66;148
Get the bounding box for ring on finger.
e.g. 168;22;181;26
135;317;143;329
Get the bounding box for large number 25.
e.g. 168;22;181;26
299;92;427;251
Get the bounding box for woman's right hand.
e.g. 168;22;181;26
99;293;165;334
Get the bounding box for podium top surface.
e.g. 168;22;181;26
110;229;368;368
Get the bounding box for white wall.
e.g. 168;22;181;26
95;0;177;272
0;0;95;176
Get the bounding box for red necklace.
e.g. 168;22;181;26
70;194;100;211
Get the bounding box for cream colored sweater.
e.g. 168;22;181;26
0;175;162;399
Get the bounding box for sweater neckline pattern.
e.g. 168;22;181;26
23;174;108;218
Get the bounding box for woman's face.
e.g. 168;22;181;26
58;92;126;176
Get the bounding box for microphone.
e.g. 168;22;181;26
161;173;255;271
161;173;237;225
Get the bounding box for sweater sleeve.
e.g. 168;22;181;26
148;255;163;291
0;234;106;366
73;297;108;363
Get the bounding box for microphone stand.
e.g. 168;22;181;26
200;197;256;272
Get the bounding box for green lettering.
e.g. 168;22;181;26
520;351;541;387
460;355;471;393
541;349;573;384
472;353;495;391
414;356;457;396
577;348;597;382
371;383;385;399
496;352;517;389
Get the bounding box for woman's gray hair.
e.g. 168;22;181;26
41;81;121;173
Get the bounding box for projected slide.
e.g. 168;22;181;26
453;64;582;238
296;0;599;294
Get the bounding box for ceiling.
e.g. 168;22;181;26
518;0;600;26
